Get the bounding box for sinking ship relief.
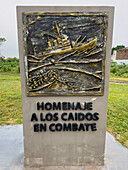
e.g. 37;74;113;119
37;21;98;59
27;21;104;95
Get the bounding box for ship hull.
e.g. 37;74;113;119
38;38;97;58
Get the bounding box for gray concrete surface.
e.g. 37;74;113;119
0;124;128;170
17;6;114;166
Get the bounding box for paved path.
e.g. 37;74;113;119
109;81;128;84
0;125;128;170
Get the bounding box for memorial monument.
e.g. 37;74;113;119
17;6;114;167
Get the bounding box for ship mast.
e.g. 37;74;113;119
55;22;61;37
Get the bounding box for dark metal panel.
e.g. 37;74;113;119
22;12;108;96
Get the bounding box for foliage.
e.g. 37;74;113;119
5;57;19;62
0;56;5;62
0;38;6;42
0;38;6;47
111;45;125;55
1;58;128;79
110;61;128;78
0;38;6;56
0;57;20;73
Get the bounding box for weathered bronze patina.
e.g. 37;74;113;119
22;12;108;96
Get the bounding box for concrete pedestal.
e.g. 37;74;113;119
17;6;114;167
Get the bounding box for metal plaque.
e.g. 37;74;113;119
22;12;108;96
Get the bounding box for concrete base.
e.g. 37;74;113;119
0;124;128;170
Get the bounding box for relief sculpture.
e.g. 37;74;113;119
22;12;108;96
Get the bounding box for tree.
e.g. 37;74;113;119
0;38;6;44
0;56;5;62
111;45;125;55
0;38;6;57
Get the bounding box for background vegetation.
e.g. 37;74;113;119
110;61;128;78
1;56;128;78
111;45;125;55
0;57;20;72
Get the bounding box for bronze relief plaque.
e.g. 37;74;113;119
22;12;108;96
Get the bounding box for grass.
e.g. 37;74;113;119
107;83;128;147
0;72;22;125
0;72;128;147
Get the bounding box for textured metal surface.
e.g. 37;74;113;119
22;12;108;96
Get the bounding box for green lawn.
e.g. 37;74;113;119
0;72;128;147
0;72;22;124
107;83;128;147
